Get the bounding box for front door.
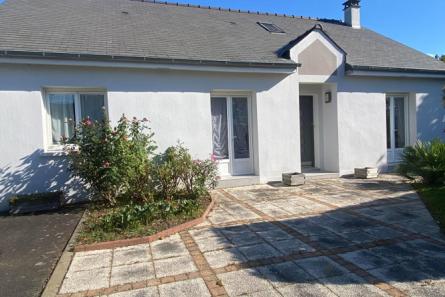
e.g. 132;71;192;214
211;95;254;176
386;95;408;163
300;96;315;166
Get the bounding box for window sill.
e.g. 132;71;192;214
216;159;229;163
41;150;69;157
41;144;78;157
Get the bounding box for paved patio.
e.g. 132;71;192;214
57;176;445;297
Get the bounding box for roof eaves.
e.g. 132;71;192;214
0;50;300;70
347;64;445;76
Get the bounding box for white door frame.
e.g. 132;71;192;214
211;92;254;176
386;94;409;163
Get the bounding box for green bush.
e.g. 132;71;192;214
65;114;157;205
151;144;218;200
398;139;445;185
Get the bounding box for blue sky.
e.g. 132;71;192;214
170;0;445;56
0;0;443;55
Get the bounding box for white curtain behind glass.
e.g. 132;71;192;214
49;94;75;144
211;97;229;159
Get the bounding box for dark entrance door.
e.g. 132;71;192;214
299;96;315;166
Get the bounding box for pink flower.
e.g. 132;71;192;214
82;117;92;126
210;154;217;162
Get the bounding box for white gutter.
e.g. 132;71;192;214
0;57;297;74
347;69;445;79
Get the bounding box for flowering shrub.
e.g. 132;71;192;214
66;113;218;209
66;113;218;243
65;114;157;205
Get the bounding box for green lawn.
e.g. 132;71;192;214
414;184;445;231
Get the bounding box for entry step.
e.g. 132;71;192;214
216;175;260;188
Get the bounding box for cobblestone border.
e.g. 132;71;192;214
180;231;229;297
74;197;215;252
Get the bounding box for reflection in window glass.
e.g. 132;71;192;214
394;97;406;148
80;94;105;121
232;97;250;159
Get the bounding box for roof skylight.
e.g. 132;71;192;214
257;22;285;34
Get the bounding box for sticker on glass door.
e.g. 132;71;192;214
211;96;254;176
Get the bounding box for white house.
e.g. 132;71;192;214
0;0;444;212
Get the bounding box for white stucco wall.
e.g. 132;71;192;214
0;63;300;212
0;61;444;212
337;76;445;175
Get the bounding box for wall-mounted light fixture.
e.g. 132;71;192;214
324;91;332;103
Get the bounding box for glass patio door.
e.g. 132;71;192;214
211;96;254;176
386;95;408;163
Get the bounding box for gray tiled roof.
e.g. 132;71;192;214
1;0;444;73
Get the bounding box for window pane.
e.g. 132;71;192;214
232;97;250;159
49;94;75;144
211;97;229;159
80;94;105;121
386;97;391;149
394;97;406;148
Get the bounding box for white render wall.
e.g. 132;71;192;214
336;76;445;175
0;63;300;212
0;62;444;212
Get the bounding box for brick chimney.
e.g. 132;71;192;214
343;0;361;29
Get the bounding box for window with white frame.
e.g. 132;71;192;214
45;91;106;148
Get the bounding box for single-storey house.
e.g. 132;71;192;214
0;0;444;211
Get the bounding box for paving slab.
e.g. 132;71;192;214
295;256;350;279
109;287;159;297
238;243;283;261
203;247;247;268
70;250;112;271
277;282;339;297
153;255;196;278
150;235;189;260
256;261;314;288
110;262;155;286
59;267;110;293
321;273;389;297
340;250;393;270
218;269;275;296
194;235;233;252
269;238;315;254
113;245;151;266
158;278;211;297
